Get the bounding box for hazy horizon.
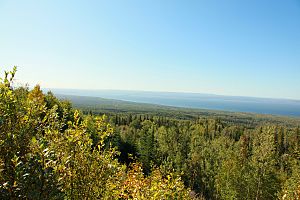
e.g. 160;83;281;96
44;87;300;101
1;0;300;100
43;88;300;117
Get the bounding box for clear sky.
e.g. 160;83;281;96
1;0;300;99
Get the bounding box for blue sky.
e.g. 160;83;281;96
1;0;300;99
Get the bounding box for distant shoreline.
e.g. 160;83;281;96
43;88;300;117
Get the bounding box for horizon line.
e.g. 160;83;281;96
42;87;300;102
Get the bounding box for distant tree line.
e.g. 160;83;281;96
0;68;191;199
1;68;299;199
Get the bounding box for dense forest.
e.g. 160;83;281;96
1;68;300;199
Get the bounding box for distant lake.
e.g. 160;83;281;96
44;89;300;117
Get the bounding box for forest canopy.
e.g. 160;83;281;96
0;68;300;199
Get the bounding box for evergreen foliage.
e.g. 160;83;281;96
1;68;299;199
0;68;192;199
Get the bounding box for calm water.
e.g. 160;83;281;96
45;89;300;117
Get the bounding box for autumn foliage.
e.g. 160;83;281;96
0;68;192;199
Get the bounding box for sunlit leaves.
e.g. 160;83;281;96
0;68;192;199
